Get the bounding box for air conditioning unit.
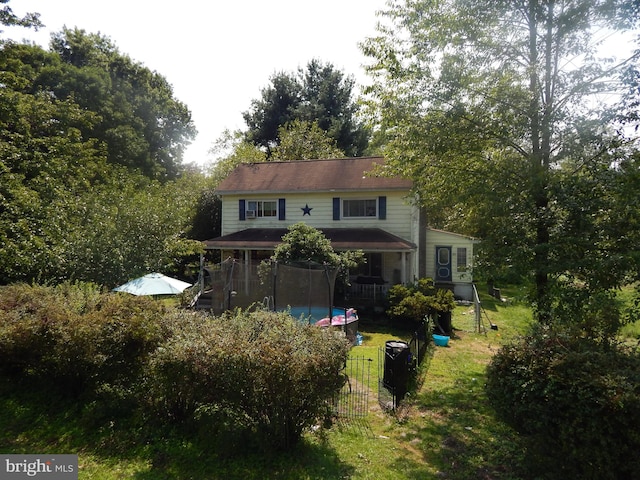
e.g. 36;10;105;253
246;210;256;219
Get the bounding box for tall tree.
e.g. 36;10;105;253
243;59;369;157
0;42;107;283
362;0;640;324
297;59;369;156
0;37;203;286
243;71;301;156
271;120;345;160
47;27;196;179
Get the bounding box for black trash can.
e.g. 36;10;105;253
435;311;452;336
383;340;411;400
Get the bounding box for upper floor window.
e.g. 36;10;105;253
342;199;377;218
247;200;277;218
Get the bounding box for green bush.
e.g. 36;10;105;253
0;283;167;396
485;324;640;479
550;283;626;339
145;309;351;451
386;278;455;326
0;284;351;453
0;284;66;377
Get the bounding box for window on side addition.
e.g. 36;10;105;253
456;247;467;272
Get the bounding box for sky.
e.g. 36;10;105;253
3;0;389;166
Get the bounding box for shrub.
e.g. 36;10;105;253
386;278;455;326
0;283;167;397
1;284;351;453
145;309;351;451
485;324;640;479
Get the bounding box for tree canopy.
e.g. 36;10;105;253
266;222;365;289
243;59;369;158
50;27;196;179
362;0;640;325
1;27;195;180
0;0;41;31
270;120;345;161
0;18;203;286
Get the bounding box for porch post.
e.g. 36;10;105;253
419;206;428;278
244;250;250;293
401;251;408;284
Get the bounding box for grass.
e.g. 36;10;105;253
2;284;635;479
617;284;640;339
329;286;535;480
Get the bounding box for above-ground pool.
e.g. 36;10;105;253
280;306;359;344
283;306;355;325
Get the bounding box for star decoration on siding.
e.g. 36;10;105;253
301;204;313;216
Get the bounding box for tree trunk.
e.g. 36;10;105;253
528;0;553;323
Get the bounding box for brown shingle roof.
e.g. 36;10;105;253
204;228;416;252
215;157;412;194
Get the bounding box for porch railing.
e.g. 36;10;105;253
347;283;390;302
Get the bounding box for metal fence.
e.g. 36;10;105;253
408;321;430;367
333;323;430;418
332;355;374;419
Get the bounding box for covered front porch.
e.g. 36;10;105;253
201;227;416;309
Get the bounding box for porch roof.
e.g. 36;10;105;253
204;228;416;252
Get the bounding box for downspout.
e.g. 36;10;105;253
418;205;428;278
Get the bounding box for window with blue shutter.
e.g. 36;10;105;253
278;198;286;220
239;199;246;221
333;197;340;220
378;196;387;220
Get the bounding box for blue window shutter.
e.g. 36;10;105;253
333;197;340;220
378;196;387;220
239;199;246;221
278;198;286;220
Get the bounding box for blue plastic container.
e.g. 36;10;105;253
432;334;450;347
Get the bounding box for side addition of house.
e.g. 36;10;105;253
203;157;476;307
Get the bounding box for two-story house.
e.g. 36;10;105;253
202;157;476;309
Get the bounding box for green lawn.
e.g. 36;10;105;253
4;284;633;479
316;288;534;480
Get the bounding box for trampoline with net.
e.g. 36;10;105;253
198;258;359;342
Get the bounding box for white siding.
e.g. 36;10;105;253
424;229;475;283
222;191;415;240
216;193;474;294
